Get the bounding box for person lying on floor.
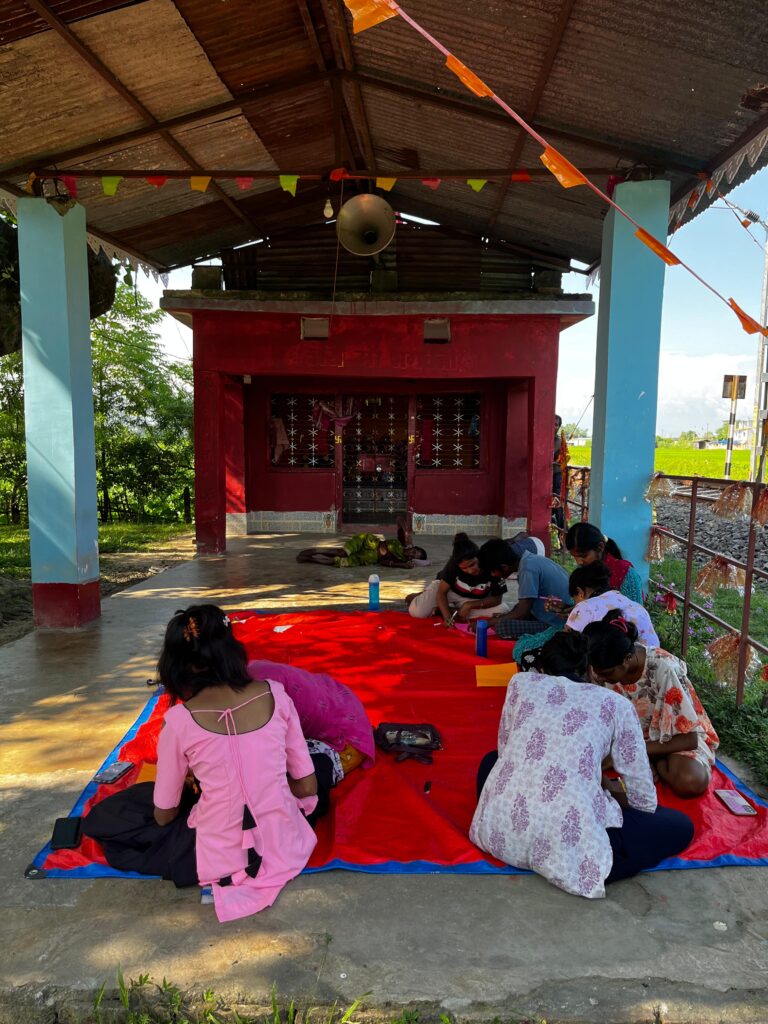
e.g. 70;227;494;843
83;604;328;923
583;610;719;798
406;532;510;626
475;538;570;640
245;658;375;780
470;631;694;898
297;531;428;569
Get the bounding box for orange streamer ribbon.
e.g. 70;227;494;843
445;54;493;98
634;228;680;266
729;298;768;337
539;147;587;188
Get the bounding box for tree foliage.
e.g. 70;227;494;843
0;284;193;524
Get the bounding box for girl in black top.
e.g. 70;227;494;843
406;533;508;627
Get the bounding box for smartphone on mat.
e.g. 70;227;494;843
715;789;757;816
51;816;83;850
93;761;133;785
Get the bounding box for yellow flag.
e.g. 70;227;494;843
279;174;299;197
101;176;123;197
190;176;211;192
466;179;487;192
376;177;397;191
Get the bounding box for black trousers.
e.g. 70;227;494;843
83;753;335;883
475;750;694;883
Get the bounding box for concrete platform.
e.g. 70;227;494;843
1;534;767;1024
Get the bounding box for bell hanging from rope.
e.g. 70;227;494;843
336;194;396;256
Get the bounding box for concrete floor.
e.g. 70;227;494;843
2;534;768;1024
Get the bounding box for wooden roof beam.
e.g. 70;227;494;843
488;0;576;231
21;0;263;235
344;69;707;176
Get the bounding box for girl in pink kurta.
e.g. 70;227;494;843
152;605;319;923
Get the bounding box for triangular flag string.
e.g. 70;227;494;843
367;0;767;338
101;175;122;197
279;174;299;196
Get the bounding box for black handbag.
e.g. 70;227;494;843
374;722;443;765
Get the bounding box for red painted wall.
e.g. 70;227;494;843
188;309;561;544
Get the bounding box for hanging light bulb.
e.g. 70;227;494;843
323;198;334;219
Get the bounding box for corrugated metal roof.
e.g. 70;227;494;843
1;0;766;270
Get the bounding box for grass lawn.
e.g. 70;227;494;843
569;445;751;480
0;522;193;580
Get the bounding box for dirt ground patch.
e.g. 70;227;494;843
0;529;195;646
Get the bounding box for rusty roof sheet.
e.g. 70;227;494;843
0;0;767;270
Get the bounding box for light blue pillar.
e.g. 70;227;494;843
590;180;670;587
17;198;100;626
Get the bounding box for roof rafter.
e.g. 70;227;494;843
487;0;576;231
0;68;331;179
20;0;262;235
346;69;707;176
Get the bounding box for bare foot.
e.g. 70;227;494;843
405;593;417;608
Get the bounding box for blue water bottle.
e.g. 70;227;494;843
475;618;489;657
368;573;380;611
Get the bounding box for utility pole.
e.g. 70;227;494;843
749;215;768;480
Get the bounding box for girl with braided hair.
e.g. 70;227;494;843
583;610;719;799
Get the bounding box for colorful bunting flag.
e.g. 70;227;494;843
24;172;36;194
342;0;397;34
445;54;493;99
634;227;680;266
466;178;487;192
376;177;397;191
510;171;531;182
279;174;299;197
236;177;254;191
687;191;700;208
728;298;768;337
421;178;441;190
146;176;167;188
330;167;350;182
101;176;122;197
60;174;78;197
539;147;587;188
190;176;211;192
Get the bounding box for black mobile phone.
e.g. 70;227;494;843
93;760;133;785
50;816;83;850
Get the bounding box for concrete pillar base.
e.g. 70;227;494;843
32;580;101;628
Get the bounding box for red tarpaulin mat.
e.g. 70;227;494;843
29;611;768;879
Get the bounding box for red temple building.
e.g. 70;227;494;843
164;225;592;553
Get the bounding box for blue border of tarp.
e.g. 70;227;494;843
27;692;768;880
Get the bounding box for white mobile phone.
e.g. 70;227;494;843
714;789;758;816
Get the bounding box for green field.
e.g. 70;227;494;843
568;445;751;480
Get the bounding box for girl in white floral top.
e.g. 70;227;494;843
470;632;694;898
584;611;719;799
564;562;659;647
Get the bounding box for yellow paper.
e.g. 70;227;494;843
539;146;587;188
467;178;487;192
475;662;517;687
279;174;299;196
190;176;211;192
634;227;680;266
445;54;493;98
136;762;157;783
343;0;397;33
376;176;397;191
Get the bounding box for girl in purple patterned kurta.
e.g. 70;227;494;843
470;633;693;898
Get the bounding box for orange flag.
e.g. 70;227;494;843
634;228;680;266
539;147;587;188
342;0;397;34
190;176;211;192
444;54;493;98
729;298;768;337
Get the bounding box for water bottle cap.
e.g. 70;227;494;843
368;574;380;583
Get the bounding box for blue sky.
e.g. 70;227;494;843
558;166;768;436
148;166;768;438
